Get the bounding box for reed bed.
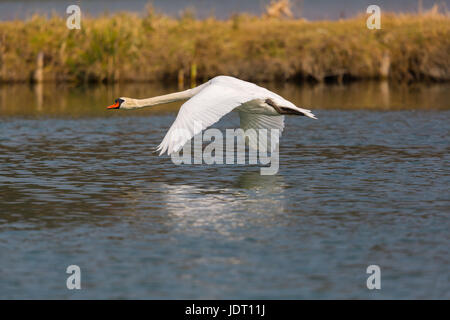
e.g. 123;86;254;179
0;8;449;84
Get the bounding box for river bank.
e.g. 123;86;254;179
0;10;449;84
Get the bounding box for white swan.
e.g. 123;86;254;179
107;75;317;155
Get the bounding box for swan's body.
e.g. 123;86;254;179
107;75;316;155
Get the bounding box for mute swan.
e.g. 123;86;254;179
107;75;317;155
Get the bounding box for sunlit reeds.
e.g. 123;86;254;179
0;8;448;84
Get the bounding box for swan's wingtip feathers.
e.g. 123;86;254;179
152;146;160;155
156;142;168;156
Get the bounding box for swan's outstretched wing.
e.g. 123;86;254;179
157;81;256;155
239;112;284;152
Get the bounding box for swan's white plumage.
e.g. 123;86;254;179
239;112;284;152
157;77;256;155
115;76;316;155
155;76;316;155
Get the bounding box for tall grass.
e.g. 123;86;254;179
0;8;449;83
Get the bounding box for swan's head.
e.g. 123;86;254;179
107;97;138;110
107;98;125;110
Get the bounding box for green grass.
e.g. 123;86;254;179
0;10;449;83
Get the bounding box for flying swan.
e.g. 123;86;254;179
107;75;317;155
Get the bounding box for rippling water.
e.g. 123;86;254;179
0;0;437;20
0;82;449;299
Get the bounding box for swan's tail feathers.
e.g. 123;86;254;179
294;106;317;119
266;99;317;119
302;109;318;120
293;105;317;119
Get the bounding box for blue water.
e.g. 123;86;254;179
0;83;449;298
0;0;446;21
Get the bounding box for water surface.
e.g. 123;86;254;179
0;0;443;21
0;82;449;299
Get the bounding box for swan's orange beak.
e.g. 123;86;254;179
107;101;120;109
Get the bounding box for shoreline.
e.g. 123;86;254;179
0;11;449;84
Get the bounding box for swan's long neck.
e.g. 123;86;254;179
132;82;209;109
135;89;193;107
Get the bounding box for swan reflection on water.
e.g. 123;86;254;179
120;171;287;240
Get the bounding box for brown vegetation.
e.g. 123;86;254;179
0;7;449;84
